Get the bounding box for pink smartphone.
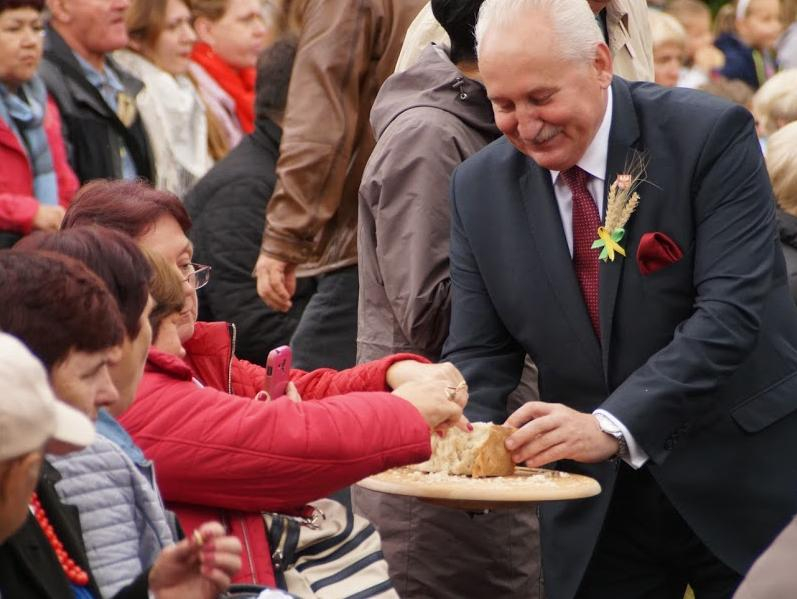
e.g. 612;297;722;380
264;345;292;398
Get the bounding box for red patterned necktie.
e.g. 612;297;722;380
560;166;601;339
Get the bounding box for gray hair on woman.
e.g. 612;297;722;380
474;0;603;63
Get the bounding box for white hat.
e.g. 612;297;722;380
0;333;95;461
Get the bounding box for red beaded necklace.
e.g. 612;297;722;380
30;492;90;586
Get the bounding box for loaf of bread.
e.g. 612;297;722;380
415;423;516;478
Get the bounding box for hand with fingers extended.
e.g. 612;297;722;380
254;253;297;312
503;402;619;467
148;521;242;599
391;379;471;434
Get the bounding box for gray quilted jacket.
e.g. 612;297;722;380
49;430;175;597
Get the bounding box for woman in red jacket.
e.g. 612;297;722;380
62;180;469;587
0;0;78;247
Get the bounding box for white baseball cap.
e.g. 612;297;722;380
0;333;95;461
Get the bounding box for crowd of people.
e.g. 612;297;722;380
1;0;797;598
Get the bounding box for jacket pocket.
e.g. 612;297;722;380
731;370;797;433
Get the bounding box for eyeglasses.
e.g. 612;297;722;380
179;262;211;290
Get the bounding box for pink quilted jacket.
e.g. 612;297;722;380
120;321;431;586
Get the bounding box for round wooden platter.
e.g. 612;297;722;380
356;466;601;511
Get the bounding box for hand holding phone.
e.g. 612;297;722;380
264;345;292;399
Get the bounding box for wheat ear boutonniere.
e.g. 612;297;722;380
591;156;647;262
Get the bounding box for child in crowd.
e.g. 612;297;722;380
649;9;687;87
716;0;783;89
752;68;797;146
666;0;726;87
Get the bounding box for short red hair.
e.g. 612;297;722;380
0;251;125;370
16;226;152;339
63;180;191;239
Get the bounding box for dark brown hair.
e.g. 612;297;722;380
0;0;45;12
0;251;125;369
62;180;191;238
15;227;153;339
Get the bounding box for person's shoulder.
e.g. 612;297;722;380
454;136;524;184
186;140;274;212
625;78;752;132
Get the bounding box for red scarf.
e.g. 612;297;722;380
191;41;256;133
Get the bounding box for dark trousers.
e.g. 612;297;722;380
290;265;358;371
291;265;358;509
576;465;742;599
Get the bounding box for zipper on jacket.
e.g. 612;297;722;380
226;322;237;394
239;514;258;584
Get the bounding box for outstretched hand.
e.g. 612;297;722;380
504;402;618;467
387;360;470;433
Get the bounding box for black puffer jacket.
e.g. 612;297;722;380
778;209;797;303
185;118;313;364
39;28;153;184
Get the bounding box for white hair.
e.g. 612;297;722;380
475;0;604;63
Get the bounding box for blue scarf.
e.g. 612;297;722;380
0;77;58;205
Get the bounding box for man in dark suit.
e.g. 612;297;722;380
444;1;797;598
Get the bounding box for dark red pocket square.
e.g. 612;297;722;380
636;232;684;276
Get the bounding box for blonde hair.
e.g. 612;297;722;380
714;2;737;35
475;0;602;63
766;121;797;213
142;250;185;339
649;10;687;49
753;69;797;136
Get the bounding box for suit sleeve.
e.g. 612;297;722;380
364;116;463;358
441;167;526;423
261;0;373;263
602;105;777;464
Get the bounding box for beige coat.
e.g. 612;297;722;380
395;0;654;82
733;514;797;599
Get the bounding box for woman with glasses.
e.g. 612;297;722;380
0;0;78;248
61;179;470;589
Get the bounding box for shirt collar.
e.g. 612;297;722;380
73;51;124;95
550;85;613;185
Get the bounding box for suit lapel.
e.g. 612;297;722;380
520;161;602;369
599;78;641;378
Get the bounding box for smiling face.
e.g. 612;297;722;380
137;215;197;344
50;348;120;421
479;11;612;172
0;7;44;89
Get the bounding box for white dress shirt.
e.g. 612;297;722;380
547;87;648;468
